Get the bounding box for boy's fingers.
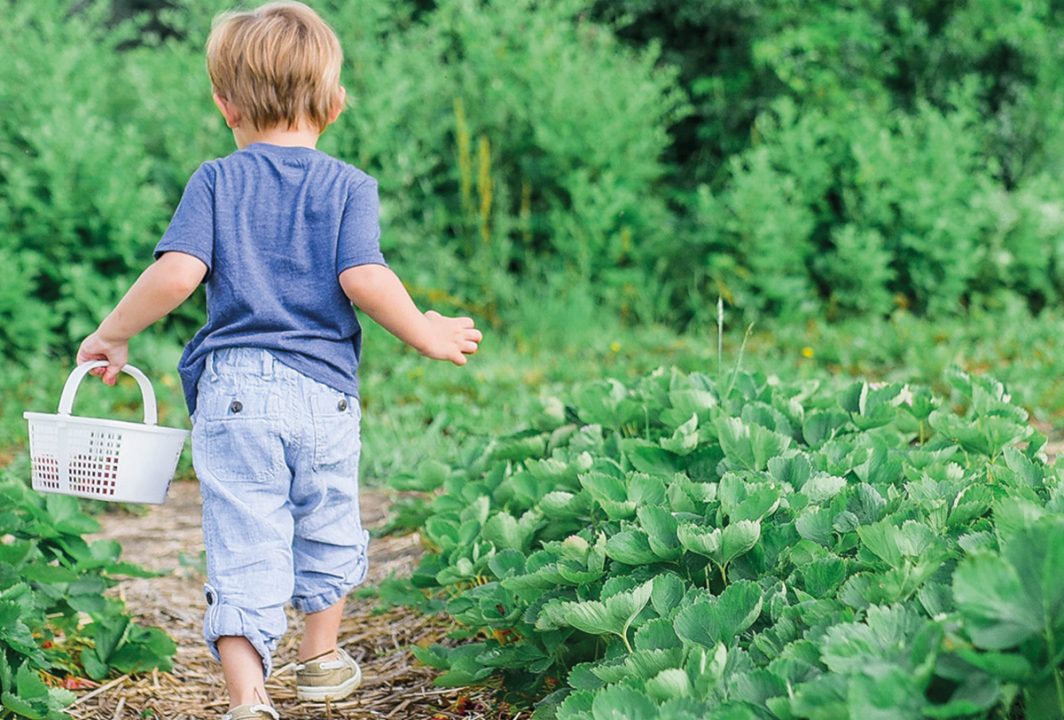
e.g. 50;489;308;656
461;341;478;353
457;316;475;329
103;365;122;385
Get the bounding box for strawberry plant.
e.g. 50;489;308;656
0;469;176;720
394;366;1064;718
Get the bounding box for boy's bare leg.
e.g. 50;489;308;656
217;636;270;708
299;599;345;662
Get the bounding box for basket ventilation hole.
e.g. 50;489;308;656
68;431;122;497
33;455;61;490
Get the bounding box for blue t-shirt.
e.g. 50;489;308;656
154;142;387;417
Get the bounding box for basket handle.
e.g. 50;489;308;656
59;361;159;426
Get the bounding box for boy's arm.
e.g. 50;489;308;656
77;251;208;384
339;264;481;365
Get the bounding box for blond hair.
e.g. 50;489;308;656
207;1;343;132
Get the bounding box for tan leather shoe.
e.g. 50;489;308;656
295;647;362;702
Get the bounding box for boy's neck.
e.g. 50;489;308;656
233;123;321;150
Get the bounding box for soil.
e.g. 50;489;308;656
67;480;518;720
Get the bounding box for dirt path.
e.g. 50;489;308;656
68;480;509;720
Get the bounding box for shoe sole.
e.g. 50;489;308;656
296;665;362;702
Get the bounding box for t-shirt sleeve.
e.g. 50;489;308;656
337;177;387;276
154;163;215;280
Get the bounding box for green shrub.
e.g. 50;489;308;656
684;88;1058;321
978;173;1064;307
596;0;1064;184
0;1;171;353
851;93;998;314
592;0;1064;322
0;0;687;359
5;0;1064;361
328;0;687;322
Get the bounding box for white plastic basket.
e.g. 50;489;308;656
23;361;190;505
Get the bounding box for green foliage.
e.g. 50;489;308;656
389;366;1064;717
0;0;685;361
0;471;175;719
686;86;1064;320
326;0;687;321
597;0;1064;321
0;1;158;356
598;0;1064;185
8;0;1064;364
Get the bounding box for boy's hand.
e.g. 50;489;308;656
76;332;129;386
421;311;482;365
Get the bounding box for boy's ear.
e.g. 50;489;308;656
212;92;242;129
327;86;347;125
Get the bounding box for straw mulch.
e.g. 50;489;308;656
70;480;528;720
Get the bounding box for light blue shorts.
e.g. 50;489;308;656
191;348;369;678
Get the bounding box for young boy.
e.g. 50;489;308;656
75;3;482;718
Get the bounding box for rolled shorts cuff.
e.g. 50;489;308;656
291;579;357;614
291;538;370;614
203;585;278;678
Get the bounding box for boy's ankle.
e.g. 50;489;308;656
297;647;337;663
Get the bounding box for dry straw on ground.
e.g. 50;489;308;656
70;481;527;720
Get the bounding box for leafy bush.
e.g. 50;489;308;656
0;0;685;360
326;0;687;321
0;470;176;719
683;86;1064;321
595;0;1064;322
596;0;1064;184
6;0;1064;359
389;366;1064;718
0;1;175;357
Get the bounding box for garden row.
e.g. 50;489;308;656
386;365;1064;719
0;471;175;720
